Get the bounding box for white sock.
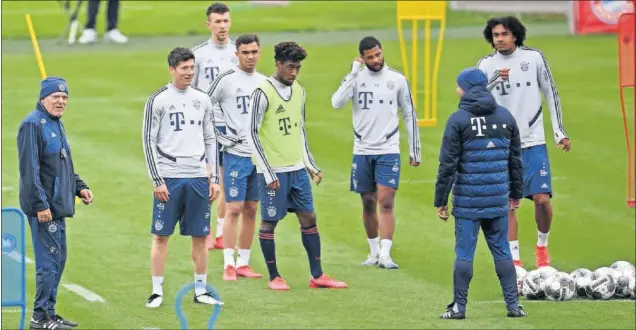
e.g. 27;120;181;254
223;248;235;269
380;239;392;258
537;231;550;247
215;218;224;238
194;273;207;295
509;240;520;261
367;237;379;256
237;249;251;268
152;276;164;296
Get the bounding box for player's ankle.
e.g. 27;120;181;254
152;276;164;296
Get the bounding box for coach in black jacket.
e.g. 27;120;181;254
434;67;525;320
17;77;93;329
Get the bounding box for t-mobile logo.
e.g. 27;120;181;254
470;117;487;137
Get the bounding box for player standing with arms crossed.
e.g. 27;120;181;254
477;16;570;268
206;34;267;281
248;41;348;290
192;2;239;250
331;36;421;269
143;47;223;308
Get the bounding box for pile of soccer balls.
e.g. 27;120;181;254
515;261;636;301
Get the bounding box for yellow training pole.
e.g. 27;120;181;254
25;14;47;80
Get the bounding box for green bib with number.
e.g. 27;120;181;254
257;80;304;168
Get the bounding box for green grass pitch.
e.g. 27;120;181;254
1;1;634;329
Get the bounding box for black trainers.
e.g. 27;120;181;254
50;315;78;327
439;301;466;320
30;317;72;329
507;305;528;317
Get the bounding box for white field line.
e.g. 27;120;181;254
61;284;106;303
2;5;154;15
2;186;14;191
3;251;105;303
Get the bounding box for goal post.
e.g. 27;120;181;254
396;1;446;128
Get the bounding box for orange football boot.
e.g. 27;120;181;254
309;274;348;289
535;246;551;267
223;266;237;281
236;266;263;279
212;236;223;249
268;277;290;290
513;260;524;267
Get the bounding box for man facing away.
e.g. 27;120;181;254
434;67;526;319
18;77;93;329
205;34;267;281
331;36;421;269
192;2;239;250
142;47;222;308
248;41;347;290
477;16;570;268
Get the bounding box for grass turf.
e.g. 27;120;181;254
1;0;567;40
1;31;635;328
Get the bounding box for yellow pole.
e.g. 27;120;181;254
411;20;418;115
25;14;48;79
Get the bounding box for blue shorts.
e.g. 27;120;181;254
216;125;226;167
521;144;552;200
350;153;401;193
455;216;511;262
258;169;314;222
223;152;260;202
151;178;211;237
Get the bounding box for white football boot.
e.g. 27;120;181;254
145;293;163;308
194;292;224;305
361;254;379;266
78;29;98;44
378;256;399;269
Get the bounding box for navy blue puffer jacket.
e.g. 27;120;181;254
434;85;523;220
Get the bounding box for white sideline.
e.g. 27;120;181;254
2;186;14;191
4;250;35;264
61;284;106;303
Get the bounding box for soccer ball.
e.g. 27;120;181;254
537;266;558;291
586;272;617;300
593;266;615;279
515;266;528;295
543;271;576;301
613;268;636;298
610;261;635;273
521;269;545;300
570;268;595;298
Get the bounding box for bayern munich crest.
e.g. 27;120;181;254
589;0;634;25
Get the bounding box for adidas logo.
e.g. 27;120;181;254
237;88;244;93
276;105;285;113
487;141;495;148
389;179;396;184
51;132;56;138
541;183;548;189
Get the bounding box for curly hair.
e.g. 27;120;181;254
274;41;307;63
483;16;526;48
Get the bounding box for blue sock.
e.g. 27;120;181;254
258;228;280;281
453;260;473;312
495;259;519;310
301;225;323;278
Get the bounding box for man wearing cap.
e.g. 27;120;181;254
433;67;526;319
17;77;93;329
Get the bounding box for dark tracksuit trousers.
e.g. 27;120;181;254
29;217;67;321
85;0;120;31
453;216;518;312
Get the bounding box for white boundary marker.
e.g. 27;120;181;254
61;284;106;303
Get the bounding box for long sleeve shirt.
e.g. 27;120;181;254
477;46;567;148
331;61;421;163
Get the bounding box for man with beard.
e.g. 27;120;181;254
331;36;421;269
142;47;222;308
476;16;570;269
